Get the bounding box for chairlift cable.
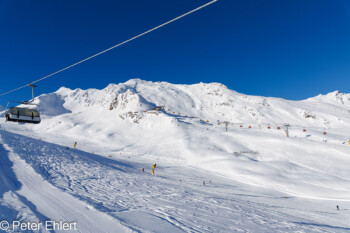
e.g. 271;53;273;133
0;0;218;98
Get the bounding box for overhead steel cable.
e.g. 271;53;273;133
0;0;218;98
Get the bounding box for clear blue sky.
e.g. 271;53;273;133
0;0;349;106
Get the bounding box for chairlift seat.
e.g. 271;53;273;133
5;107;41;124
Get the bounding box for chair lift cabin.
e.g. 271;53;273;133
5;106;41;124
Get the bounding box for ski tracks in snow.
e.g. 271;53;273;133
0;132;133;233
1;130;350;232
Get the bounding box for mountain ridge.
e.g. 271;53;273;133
34;79;350;128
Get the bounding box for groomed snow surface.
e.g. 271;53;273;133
0;79;350;232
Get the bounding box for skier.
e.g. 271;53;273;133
151;163;156;175
337;205;339;211
74;142;77;149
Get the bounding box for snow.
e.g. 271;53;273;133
0;130;349;232
307;90;350;105
0;136;130;233
0;79;350;232
36;93;71;116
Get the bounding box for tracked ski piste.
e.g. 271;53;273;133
0;132;132;233
1;130;349;232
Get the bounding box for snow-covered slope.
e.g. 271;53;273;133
1;130;349;232
1;79;350;201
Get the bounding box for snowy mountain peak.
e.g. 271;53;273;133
325;90;348;101
124;78;149;85
308;90;350;105
330;90;341;95
56;86;72;94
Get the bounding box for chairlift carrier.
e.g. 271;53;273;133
4;84;41;124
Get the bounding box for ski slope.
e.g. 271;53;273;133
0;79;350;232
0;130;349;232
0;132;131;232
